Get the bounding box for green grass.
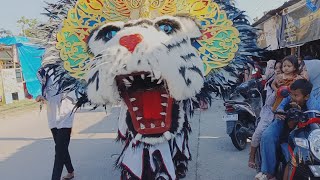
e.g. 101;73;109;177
0;99;39;114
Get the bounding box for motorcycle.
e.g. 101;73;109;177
223;79;263;150
255;108;320;179
285;109;320;180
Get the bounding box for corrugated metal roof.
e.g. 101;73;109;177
252;0;301;26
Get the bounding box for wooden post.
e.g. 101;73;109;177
12;45;16;69
291;47;296;55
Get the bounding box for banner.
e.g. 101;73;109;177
256;15;282;50
280;0;320;47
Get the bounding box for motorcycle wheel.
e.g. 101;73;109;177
230;121;247;151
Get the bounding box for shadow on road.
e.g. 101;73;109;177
0;107;123;180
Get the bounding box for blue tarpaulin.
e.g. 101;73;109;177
0;37;44;98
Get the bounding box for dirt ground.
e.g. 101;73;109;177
0;99;39;119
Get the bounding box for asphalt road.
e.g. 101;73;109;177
0;98;255;180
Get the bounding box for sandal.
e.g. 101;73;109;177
248;161;256;169
248;153;256;169
62;173;74;180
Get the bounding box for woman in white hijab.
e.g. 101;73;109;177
300;59;320;110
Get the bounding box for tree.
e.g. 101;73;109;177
17;16;39;38
0;28;13;38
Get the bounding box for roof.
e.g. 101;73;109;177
0;45;13;61
0;36;29;46
252;0;301;26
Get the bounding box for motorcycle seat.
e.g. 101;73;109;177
225;100;250;106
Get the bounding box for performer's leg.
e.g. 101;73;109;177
51;128;74;180
51;129;66;180
60;128;74;173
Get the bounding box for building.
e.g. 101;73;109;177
253;0;320;60
0;36;43;105
0;44;25;104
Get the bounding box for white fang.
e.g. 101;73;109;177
161;122;165;127
123;79;131;86
154;71;161;79
150;123;155;128
133;107;139;111
161;94;169;98
160;112;167;116
135;133;142;141
161;103;168;107
130;98;136;102
129;76;134;81
137;117;142;120
141;74;145;80
164;131;171;140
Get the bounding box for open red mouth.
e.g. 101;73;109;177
116;72;173;135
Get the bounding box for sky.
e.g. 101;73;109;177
0;0;288;35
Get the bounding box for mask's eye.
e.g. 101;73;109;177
155;19;180;35
94;25;120;42
159;24;173;34
105;30;118;41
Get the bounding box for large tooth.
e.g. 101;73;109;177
123;79;131;86
140;123;145;129
147;74;153;78
151;77;155;82
164;131;172;140
161;122;165;127
129;76;134;81
137;116;142;121
157;79;162;84
161;94;169;98
133;107;139;111
130;98;136;102
135;133;142;141
141;74;145;80
161;103;168;107
154;71;161;79
150;123;155;128
160;112;167;116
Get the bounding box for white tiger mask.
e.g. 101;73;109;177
86;16;203;139
86;15;204;105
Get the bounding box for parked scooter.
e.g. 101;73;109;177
223;79;263;150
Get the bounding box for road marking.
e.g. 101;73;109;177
198;136;220;139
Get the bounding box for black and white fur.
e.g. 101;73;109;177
86;15;204;180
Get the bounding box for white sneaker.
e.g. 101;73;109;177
255;172;268;180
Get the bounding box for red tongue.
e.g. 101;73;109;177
142;91;162;119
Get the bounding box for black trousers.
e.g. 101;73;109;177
51;128;74;180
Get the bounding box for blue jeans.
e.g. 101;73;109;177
260;119;284;175
280;143;290;163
